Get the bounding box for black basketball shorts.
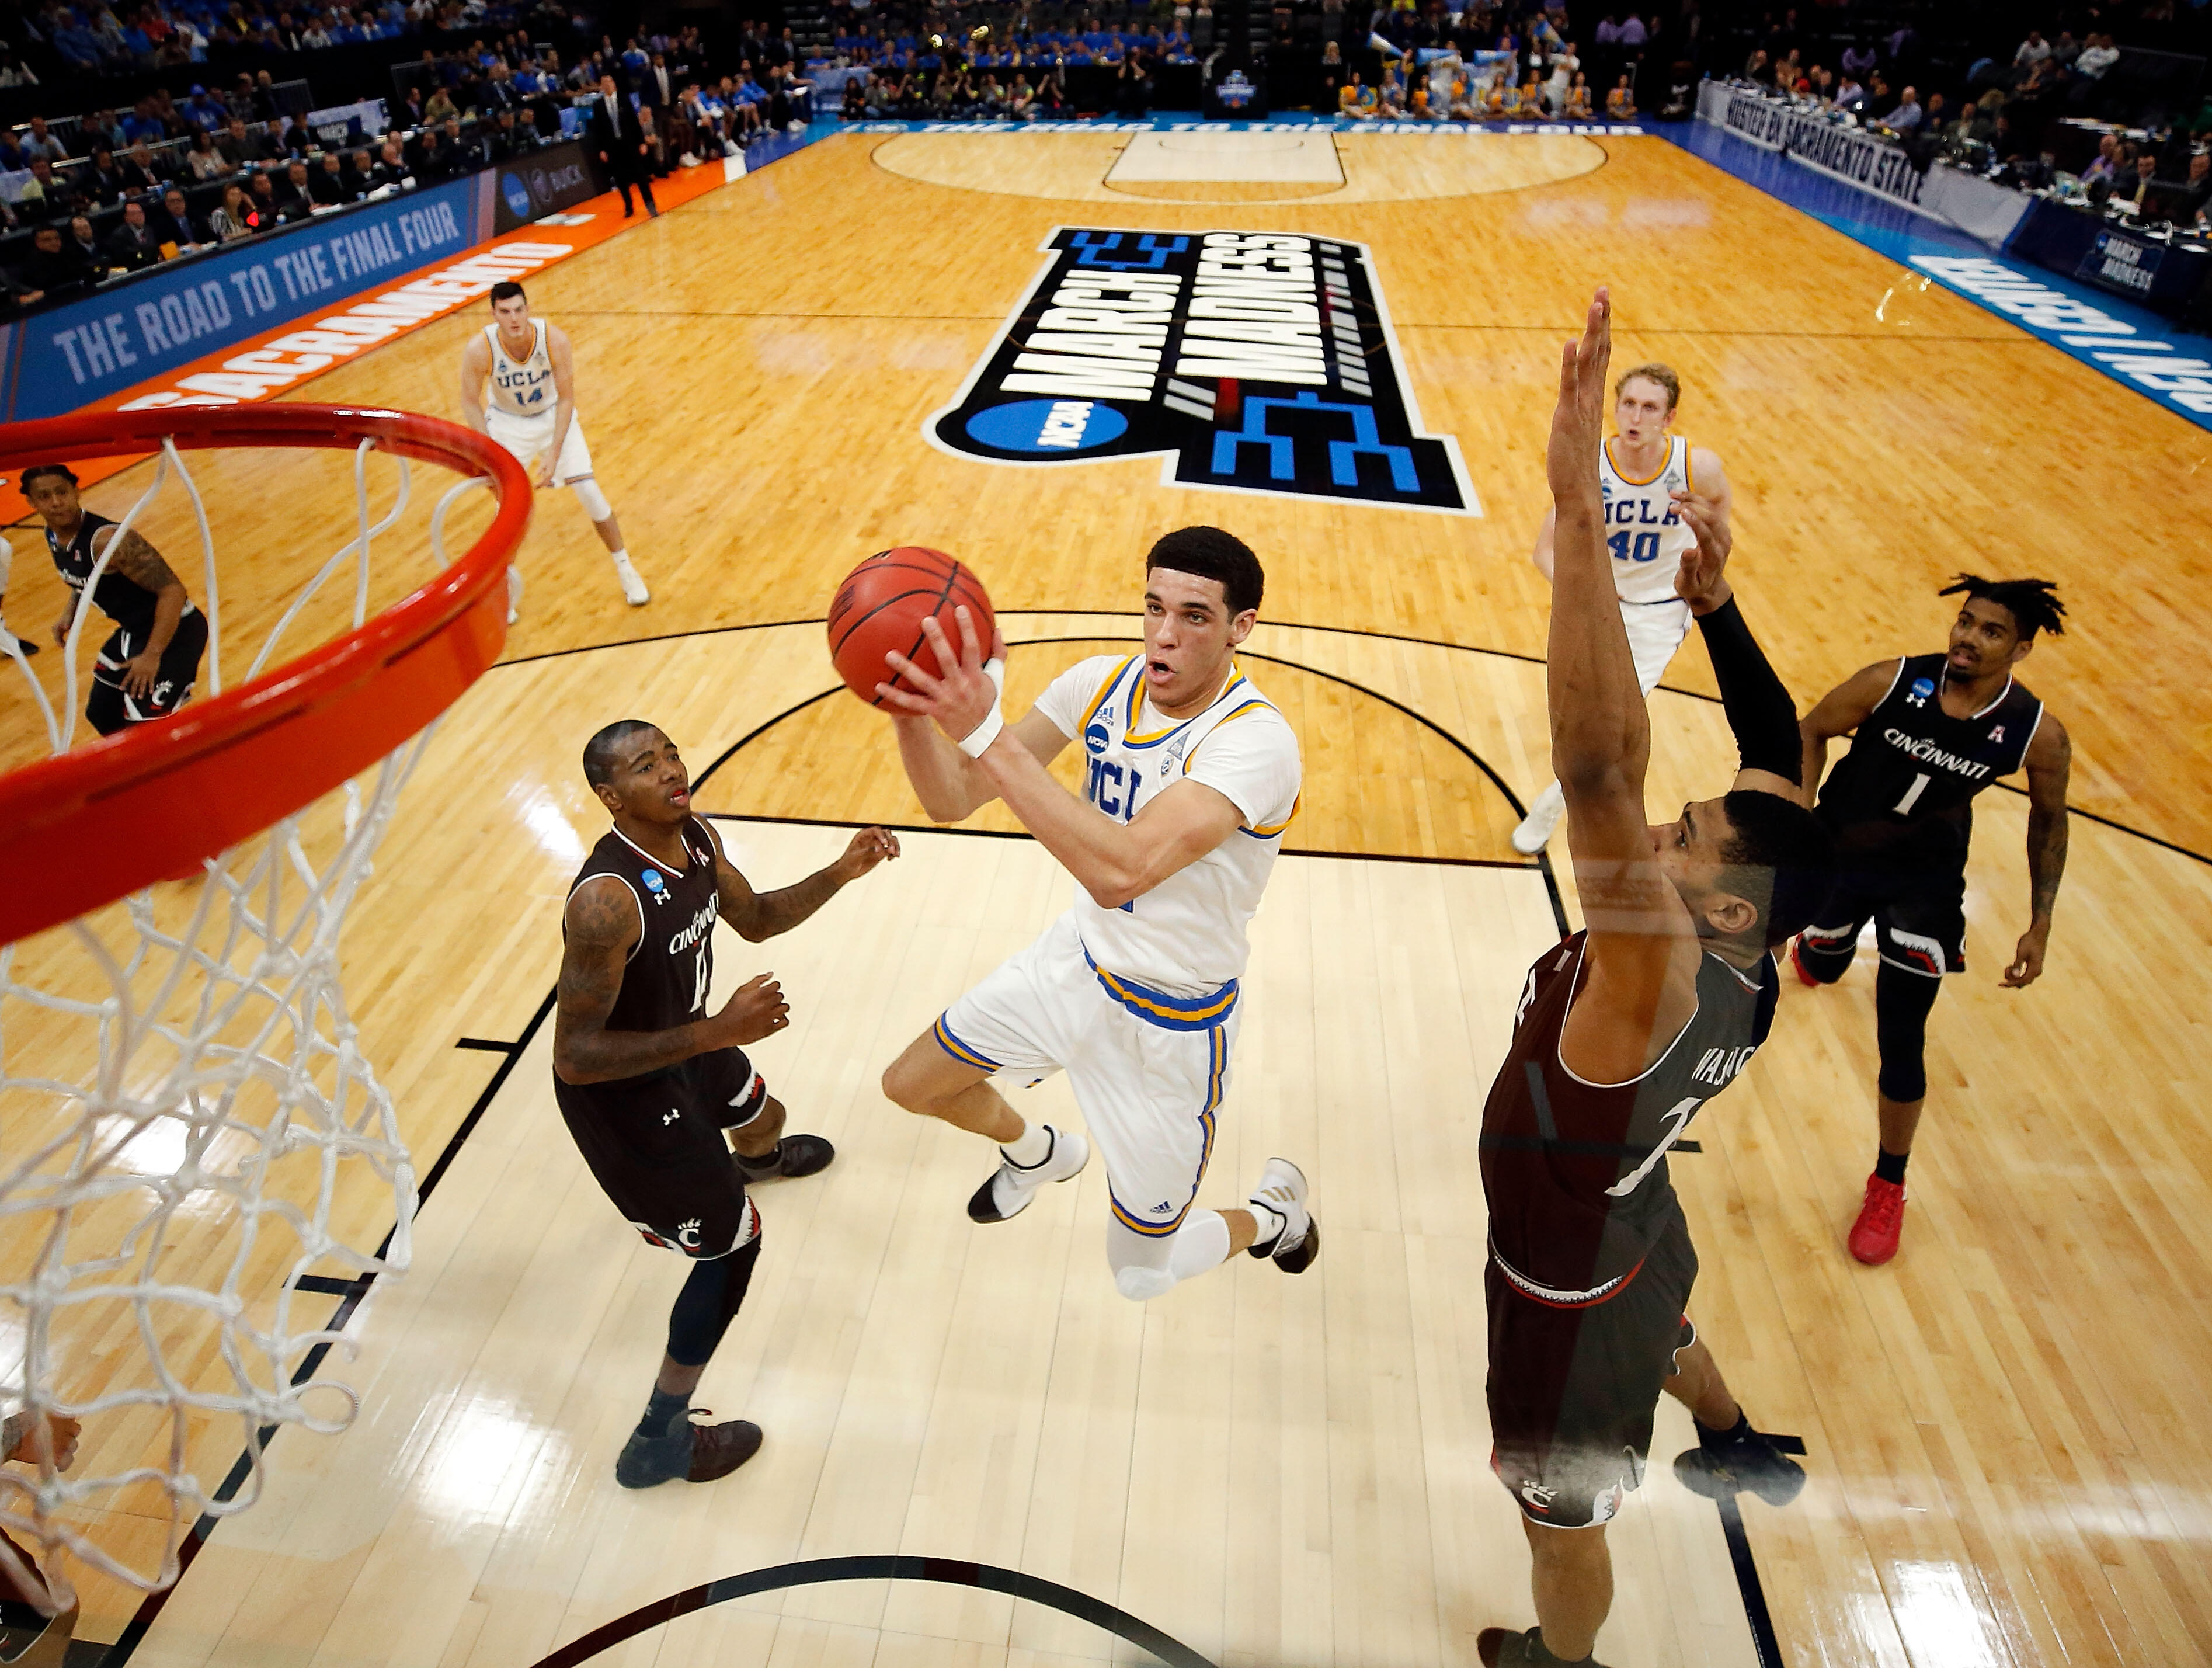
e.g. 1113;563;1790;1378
1486;1214;1699;1529
1799;865;1967;979
553;1047;769;1259
86;611;209;736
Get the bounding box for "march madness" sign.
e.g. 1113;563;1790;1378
930;228;1477;514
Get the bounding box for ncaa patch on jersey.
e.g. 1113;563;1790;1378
931;228;1479;515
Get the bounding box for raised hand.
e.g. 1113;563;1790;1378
1671;488;1734;616
833;826;901;880
1546;286;1612;502
876;605;999;749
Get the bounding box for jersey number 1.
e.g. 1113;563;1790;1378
1893;773;1931;815
691;942;709;1014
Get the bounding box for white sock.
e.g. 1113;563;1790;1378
610;547;630;563
1000;1118;1052;1169
1246;1198;1285;1249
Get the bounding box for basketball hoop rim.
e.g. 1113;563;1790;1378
0;405;530;947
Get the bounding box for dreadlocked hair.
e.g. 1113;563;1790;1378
1939;574;2067;641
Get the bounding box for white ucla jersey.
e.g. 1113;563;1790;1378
484;319;555;419
1032;654;1302;998
1599;434;1695;606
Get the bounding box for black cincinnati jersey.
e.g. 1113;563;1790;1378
567;819;722;1047
1480;932;1779;1301
1815;653;2043;869
47;511;194;642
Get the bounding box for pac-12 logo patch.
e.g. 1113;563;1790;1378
931;228;1477;515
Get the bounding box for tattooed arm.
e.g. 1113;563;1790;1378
2004;712;2071;988
703;819;899;943
552;874;788;1083
96;526;189;698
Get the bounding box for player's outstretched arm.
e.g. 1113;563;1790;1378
1797;661;1900;811
457;332;491;433
552;875;788;1083
882;609;1243;909
890;626;1071;822
1672;492;1799;800
1546;290;1701;1082
2005;711;2071;988
702;818;900;941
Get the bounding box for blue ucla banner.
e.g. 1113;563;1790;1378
1;174;492;422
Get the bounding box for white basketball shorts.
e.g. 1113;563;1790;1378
485;406;594;487
933;909;1237;1240
1623;597;1693;696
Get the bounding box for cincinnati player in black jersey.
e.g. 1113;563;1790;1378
1795;576;2072;1266
554;720;899;1490
1474;292;1832;1668
23;464;208;736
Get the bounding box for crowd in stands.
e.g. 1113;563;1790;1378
1731;5;2211;230
4;0;573;82
812;0;1675;121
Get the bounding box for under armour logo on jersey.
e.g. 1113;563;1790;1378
663;1108;680;1125
641;867;672;904
1907;677;1935;708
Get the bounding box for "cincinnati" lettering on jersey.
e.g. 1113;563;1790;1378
1881;728;1995;779
667;901;718;955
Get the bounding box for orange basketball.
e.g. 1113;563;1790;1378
827;547;997;707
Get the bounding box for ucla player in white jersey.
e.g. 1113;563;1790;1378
1513;362;1734;853
876;528;1317;1301
459;279;649;622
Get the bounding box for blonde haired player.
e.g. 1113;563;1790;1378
1513;361;1733;853
460;279;649;623
875;527;1317;1302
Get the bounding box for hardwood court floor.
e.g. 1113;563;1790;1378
1;129;2208;1667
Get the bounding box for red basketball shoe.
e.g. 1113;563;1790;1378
1790;936;1821;988
1848;1174;1907;1264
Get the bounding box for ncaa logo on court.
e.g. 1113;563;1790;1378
965;399;1129;454
931;227;1478;515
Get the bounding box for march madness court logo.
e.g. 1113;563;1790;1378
930;229;1477;514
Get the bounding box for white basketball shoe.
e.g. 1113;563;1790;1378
611;552;650;606
968;1124;1088;1223
1246;1157;1319;1273
506;565;524;624
1511;780;1567;855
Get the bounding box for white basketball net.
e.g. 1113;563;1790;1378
0;436;493;1615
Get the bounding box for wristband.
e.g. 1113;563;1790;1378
983;655;1006;696
957;704;1004;759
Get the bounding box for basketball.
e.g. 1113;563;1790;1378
827;546;997;707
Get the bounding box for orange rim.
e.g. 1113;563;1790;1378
0;405;530;946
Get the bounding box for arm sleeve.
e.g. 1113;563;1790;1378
1695;597;1802;785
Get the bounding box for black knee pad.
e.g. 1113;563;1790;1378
1874;961;1941;1104
665;1236;763;1367
1794;919;1861;985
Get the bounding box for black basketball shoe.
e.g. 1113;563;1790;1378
1476;1625;1612;1666
1673;1420;1807;1507
615;1409;763;1489
734;1134;835;1182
